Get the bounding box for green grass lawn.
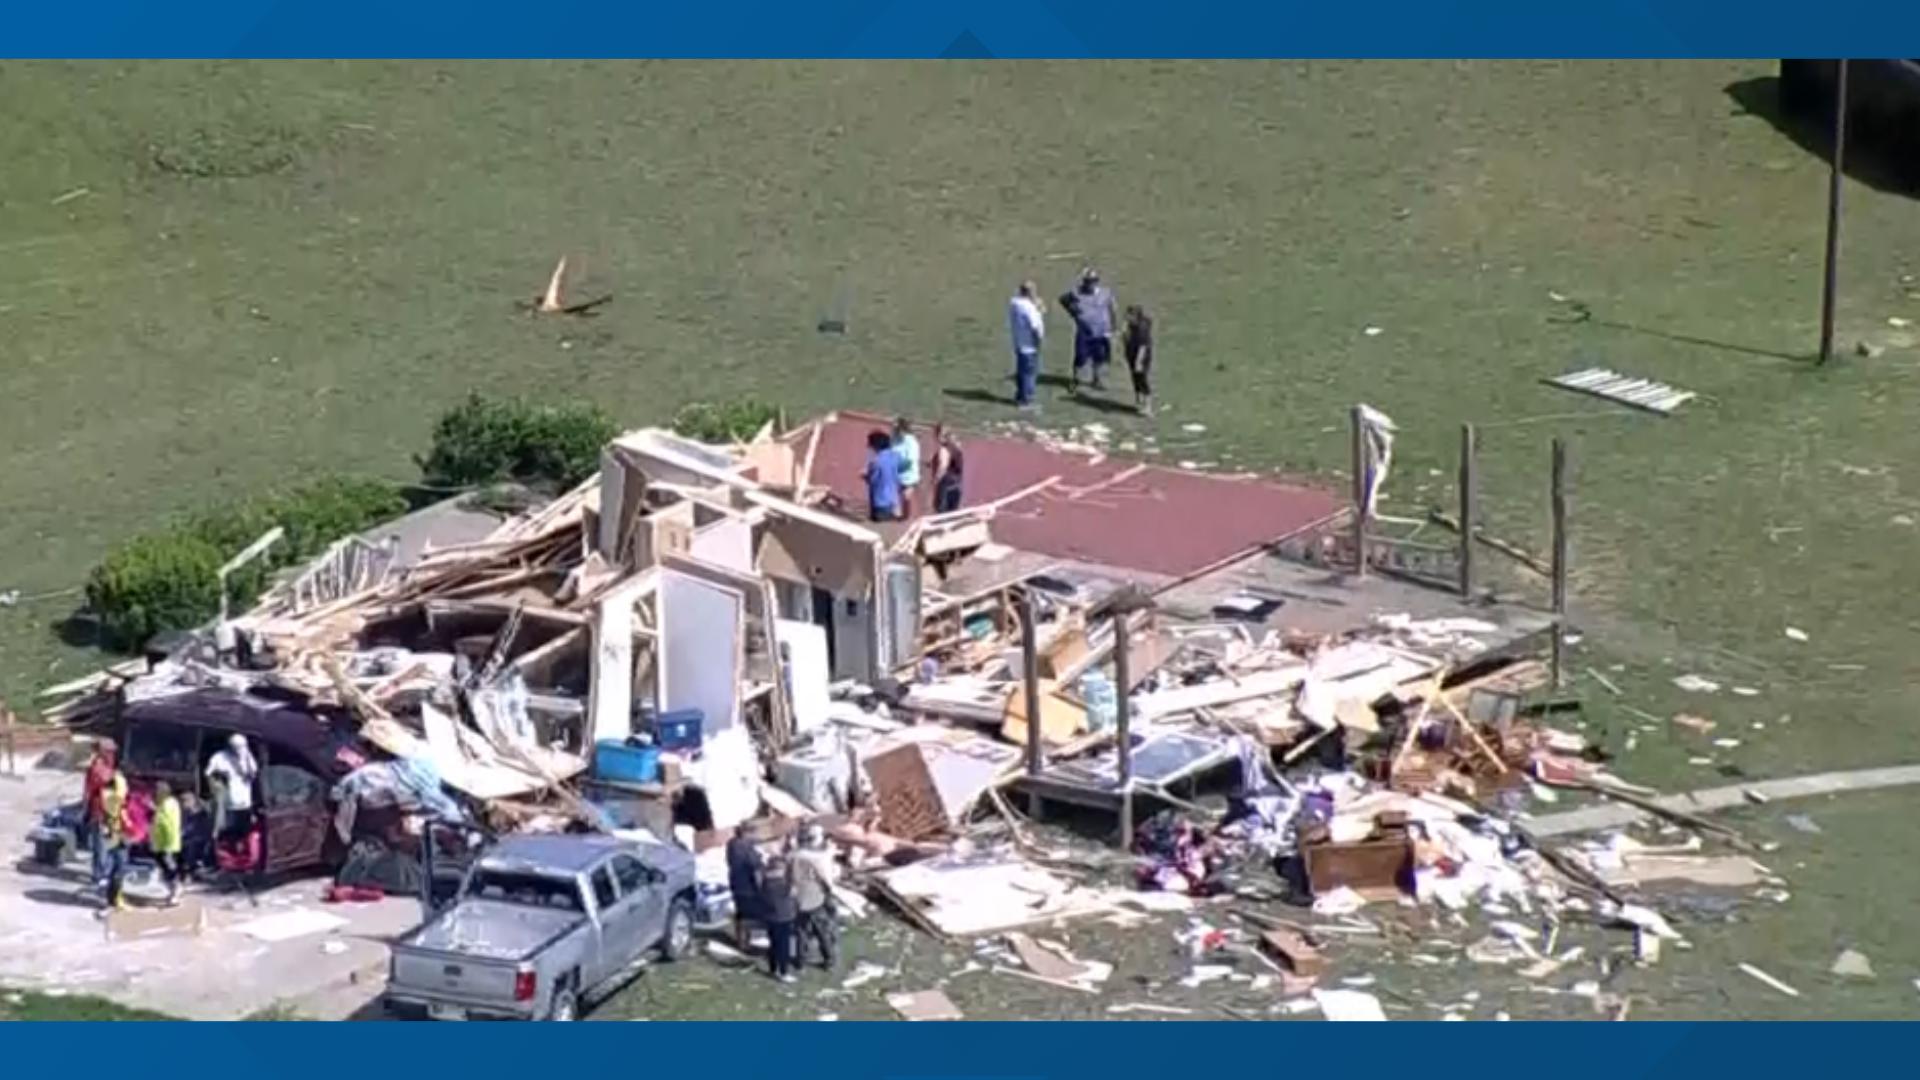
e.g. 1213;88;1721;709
0;987;176;1021
3;61;1918;1017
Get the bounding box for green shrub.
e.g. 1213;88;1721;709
85;532;225;652
85;476;408;651
417;394;617;491
671;399;781;444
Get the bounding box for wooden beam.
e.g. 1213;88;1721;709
1550;438;1569;689
1350;405;1368;577
1458;423;1477;599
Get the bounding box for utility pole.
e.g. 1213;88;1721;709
1819;59;1850;366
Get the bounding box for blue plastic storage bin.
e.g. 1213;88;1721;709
593;740;661;784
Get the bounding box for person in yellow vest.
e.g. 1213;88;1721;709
151;781;184;907
95;769;129;916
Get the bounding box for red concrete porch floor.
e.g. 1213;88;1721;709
791;412;1346;580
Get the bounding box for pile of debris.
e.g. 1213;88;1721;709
25;407;1773;1020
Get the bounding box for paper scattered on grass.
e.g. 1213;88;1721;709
1831;949;1875;978
1784;627;1809;642
1363;326;1384;337
1181;422;1207;434
1673;674;1721;694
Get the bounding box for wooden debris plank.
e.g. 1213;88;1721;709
1544;367;1694;416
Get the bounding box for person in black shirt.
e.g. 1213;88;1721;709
1123;305;1155;415
932;424;965;514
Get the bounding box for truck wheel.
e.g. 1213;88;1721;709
658;897;695;962
32;839;66;867
546;984;579;1022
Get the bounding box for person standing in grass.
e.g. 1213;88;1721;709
891;418;923;519
761;844;800;984
1007;280;1046;409
151;781;184;907
863;429;903;523
1123;304;1156;415
790;823;839;971
1060;268;1117;392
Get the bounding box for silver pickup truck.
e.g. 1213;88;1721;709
384;833;696;1021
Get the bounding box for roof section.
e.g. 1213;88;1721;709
795;412;1345;579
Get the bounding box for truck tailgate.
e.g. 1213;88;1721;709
391;947;524;1009
391;901;584;1011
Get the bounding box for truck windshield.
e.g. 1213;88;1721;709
466;869;584;912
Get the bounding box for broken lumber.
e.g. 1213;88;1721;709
1424;509;1550;577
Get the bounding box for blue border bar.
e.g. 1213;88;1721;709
6;1;1920;58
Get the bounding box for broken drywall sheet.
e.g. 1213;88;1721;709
691;516;755;573
777;618;831;736
659;569;744;735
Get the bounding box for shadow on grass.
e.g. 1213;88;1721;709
50;612;101;650
1548;302;1810;366
1725;75;1920;198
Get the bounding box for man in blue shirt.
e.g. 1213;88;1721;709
864;429;903;522
1060;268;1117;392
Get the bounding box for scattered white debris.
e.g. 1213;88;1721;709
1312;886;1368;917
1363;326;1384;337
1784;814;1821;835
1713;738;1743;749
1179;964;1234;988
841;962;888;990
1107;1002;1196;1016
1831;949;1875;979
818;1013;839;1021
320;940;349;956
1180;422;1207;434
1890;317;1913;329
1672;674;1721;694
1313;988;1387;1021
1738;962;1800;998
1732;686;1760;697
1784;627;1809;643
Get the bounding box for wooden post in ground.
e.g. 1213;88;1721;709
1113;609;1135;851
1018;588;1045;820
1550;438;1570;689
1350;405;1369;577
1458;423;1478;600
1820;59;1850;366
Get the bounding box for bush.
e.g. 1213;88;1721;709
417;394;617;491
671;399;782;445
85;476;409;651
85;532;225;652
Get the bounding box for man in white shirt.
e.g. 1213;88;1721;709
206;733;259;841
1007;280;1045;409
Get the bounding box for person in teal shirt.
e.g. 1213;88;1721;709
891;418;922;519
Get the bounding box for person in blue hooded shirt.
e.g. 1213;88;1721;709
864;429;903;522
